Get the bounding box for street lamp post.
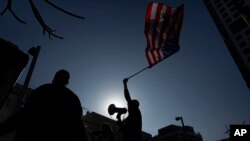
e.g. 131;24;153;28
175;116;184;127
16;46;41;110
175;116;186;141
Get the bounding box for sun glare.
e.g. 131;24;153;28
101;90;128;118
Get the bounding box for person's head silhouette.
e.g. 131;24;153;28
131;99;139;108
128;99;140;113
52;69;70;86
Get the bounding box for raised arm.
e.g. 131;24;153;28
123;78;131;102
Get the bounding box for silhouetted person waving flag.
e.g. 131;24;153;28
117;78;142;141
0;69;87;141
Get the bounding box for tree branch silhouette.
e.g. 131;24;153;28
1;0;85;40
44;0;85;20
0;0;26;24
29;0;63;39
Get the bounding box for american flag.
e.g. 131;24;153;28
144;2;184;66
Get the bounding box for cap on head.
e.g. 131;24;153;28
53;69;70;85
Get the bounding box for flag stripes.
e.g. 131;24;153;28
144;2;184;66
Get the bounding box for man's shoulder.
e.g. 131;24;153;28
34;83;78;97
34;83;53;90
37;83;52;87
64;88;78;97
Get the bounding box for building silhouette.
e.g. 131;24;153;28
203;0;250;89
0;83;33;141
0;38;29;109
152;124;203;141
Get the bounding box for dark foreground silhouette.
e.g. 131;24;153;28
117;78;142;141
0;69;87;141
93;123;116;141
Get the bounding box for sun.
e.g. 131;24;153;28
108;96;126;108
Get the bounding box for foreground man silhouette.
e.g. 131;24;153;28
117;78;142;141
0;69;87;141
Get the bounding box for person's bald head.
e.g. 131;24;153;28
52;69;70;86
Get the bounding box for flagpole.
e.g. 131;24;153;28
127;65;151;80
127;56;169;80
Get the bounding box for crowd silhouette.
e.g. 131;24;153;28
0;70;143;141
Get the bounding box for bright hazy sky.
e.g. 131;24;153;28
1;1;250;141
